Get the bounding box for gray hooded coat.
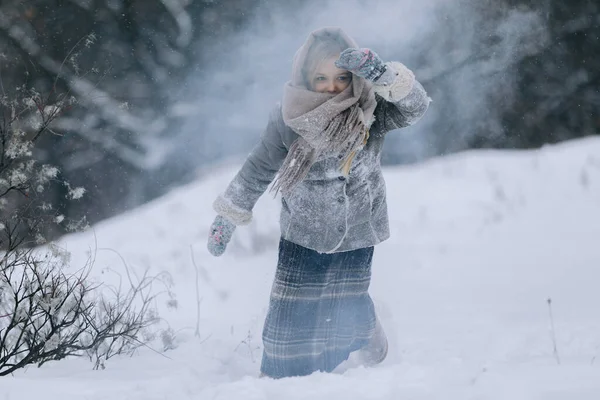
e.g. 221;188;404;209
213;44;430;254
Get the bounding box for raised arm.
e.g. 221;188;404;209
335;48;431;134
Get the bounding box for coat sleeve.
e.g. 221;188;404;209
212;104;288;225
370;61;431;135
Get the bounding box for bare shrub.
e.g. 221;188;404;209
0;37;167;375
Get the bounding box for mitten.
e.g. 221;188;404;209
207;215;236;257
373;61;416;102
335;48;396;86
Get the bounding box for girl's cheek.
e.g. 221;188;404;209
314;83;326;92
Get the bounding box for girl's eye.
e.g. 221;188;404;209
315;76;326;81
338;75;350;81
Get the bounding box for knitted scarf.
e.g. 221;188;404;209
271;27;378;195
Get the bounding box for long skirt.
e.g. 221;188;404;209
260;237;377;378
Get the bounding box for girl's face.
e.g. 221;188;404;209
309;55;352;94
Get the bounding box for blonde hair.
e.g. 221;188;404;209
340;129;369;176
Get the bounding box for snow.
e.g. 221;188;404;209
3;136;600;399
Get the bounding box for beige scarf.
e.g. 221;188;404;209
271;27;378;195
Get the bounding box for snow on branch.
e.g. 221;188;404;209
0;12;170;170
160;0;193;48
0;243;168;374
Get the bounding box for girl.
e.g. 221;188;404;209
207;27;430;378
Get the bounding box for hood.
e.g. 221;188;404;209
290;26;359;89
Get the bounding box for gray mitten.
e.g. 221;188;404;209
207;215;236;257
335;48;397;86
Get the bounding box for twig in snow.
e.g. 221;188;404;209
547;298;561;365
470;366;488;386
234;329;260;364
190;246;203;338
591;344;599;365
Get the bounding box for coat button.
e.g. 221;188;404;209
337;196;345;203
337;225;345;233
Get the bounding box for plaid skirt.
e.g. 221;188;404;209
260;238;376;378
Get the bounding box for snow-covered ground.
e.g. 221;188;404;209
4;137;600;399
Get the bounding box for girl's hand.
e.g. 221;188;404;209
337;48;417;100
335;48;389;83
207;215;236;256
